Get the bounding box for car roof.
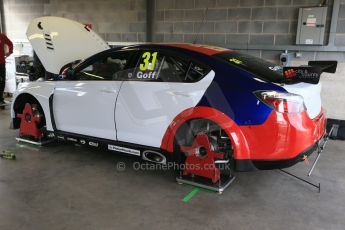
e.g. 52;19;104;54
116;43;234;56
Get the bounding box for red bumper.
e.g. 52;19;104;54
238;109;326;161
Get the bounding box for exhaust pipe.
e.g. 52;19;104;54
142;150;167;165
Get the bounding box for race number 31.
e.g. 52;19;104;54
139;52;158;71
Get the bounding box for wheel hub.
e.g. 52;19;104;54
25;113;32;122
196;146;207;158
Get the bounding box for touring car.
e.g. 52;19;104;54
11;17;337;184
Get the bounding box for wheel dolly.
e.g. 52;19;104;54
176;166;236;195
175;133;236;194
15;103;54;146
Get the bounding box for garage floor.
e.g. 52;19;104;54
1;108;345;230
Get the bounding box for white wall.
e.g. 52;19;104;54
321;63;345;120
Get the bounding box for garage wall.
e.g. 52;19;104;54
3;0;46;40
3;0;146;42
154;0;344;59
3;0;345;120
156;0;321;48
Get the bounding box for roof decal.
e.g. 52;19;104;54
164;43;233;56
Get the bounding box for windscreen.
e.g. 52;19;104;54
214;52;284;83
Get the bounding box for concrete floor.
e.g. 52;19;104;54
1;108;345;230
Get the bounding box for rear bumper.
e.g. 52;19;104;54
235;138;320;171
235;109;326;171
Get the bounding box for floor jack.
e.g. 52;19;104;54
176;133;236;194
15;103;54;146
279;125;336;193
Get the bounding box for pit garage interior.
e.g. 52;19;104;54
1;0;345;229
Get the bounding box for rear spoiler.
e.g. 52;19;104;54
283;61;338;84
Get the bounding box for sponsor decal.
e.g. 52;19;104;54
284;69;297;78
66;137;78;142
284;67;320;79
229;58;242;65
108;145;140;156
269;66;281;72
283;66;322;84
89;141;99;147
47;133;55;138
137;71;157;79
57;135;65;140
80;139;86;145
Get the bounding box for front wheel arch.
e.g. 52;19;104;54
12;93;46;129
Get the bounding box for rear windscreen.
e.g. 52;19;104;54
214;52;284;83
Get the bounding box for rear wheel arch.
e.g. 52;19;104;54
160;106;250;160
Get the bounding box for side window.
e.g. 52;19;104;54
159;55;189;82
185;63;210;82
74;51;134;81
130;51;189;82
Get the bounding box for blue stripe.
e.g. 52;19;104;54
198;59;286;125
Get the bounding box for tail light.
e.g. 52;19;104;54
255;91;306;114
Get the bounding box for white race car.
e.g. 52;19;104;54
11;17;336;186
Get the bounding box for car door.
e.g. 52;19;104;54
52;50;136;140
115;49;215;148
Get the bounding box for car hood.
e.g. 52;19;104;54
26;16;110;74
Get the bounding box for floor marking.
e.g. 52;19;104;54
183;184;213;193
182;187;200;203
